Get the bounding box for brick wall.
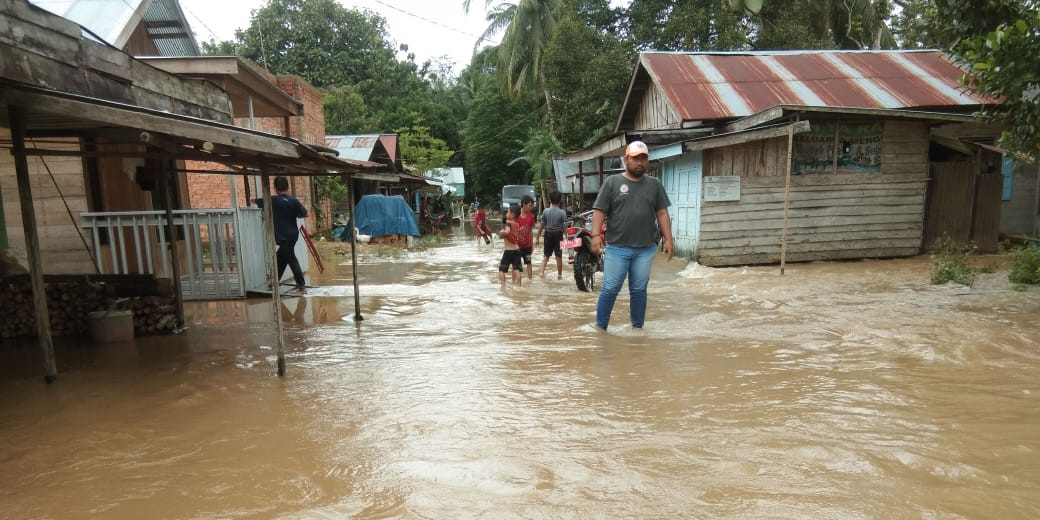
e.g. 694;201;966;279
185;75;330;232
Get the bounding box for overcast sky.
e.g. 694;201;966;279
29;0;628;74
179;0;502;73
178;0;631;74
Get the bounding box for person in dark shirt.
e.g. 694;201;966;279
256;176;309;295
590;141;673;330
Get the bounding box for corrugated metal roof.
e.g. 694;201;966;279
144;0;200;56
639;50;990;122
56;0;199;55
430;167;465;185
326;134;383;162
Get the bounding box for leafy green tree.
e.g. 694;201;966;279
200;39;239;55
889;0;944;48
397;123;454;173
942;2;1039;156
625;0;752;50
221;0;462;153
625;0;895;51
894;0;1039;156
235;0;398;88
323;85;376;134
542;11;632;149
465;0;563;104
509;129;563;188
754;0;838;48
463;80;539;203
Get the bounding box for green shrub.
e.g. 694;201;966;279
929;235;978;285
1008;246;1040;285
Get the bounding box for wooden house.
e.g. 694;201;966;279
4;0;390;299
1;0;380;379
558;50;1038;266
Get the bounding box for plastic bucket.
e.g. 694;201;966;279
87;310;134;343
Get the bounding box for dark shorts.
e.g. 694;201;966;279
543;230;563;257
519;246;533;266
499;250;523;272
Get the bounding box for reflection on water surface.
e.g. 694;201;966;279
2;227;1038;519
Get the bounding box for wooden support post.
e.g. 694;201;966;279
259;175;287;374
242;174;252;206
348;176;364;322
228;171;239;210
598;157;605;187
780;124;794;275
578;161;584;211
159;164;185;328
1034;162;1040;236
9;105;57;384
260;174;287;376
832;119;840;174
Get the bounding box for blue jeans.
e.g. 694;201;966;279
595;244;658;329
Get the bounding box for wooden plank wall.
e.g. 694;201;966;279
697;119;929;266
704;136;789;178
923;161;974;248
973;173;1003;253
635;84;680;131
0;129;96;273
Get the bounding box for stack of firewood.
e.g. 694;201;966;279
0;279;106;338
0;278;178;340
126;296;179;335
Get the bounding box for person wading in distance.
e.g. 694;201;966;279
535;190;567;279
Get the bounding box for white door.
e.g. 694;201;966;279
660;152;702;258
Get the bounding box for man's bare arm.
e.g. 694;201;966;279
656;208;673;261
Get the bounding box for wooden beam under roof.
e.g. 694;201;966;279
720;105;981;134
138;56;303;118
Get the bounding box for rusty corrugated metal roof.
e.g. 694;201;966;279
638;50;990;122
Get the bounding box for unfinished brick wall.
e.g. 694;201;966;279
185;75;330;233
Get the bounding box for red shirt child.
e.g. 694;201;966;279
473;205;492;243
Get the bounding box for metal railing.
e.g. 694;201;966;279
80;209;246;300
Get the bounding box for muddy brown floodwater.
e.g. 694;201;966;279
2;225;1039;519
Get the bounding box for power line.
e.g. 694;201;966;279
369;0;499;46
463;113;539;152
179;2;222;43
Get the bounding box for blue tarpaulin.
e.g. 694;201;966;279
354;194;421;238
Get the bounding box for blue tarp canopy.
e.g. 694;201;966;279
354;194;421;237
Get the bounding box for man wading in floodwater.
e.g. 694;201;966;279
589;141;673;331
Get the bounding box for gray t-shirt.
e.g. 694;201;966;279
540;206;567;235
593;173;670;248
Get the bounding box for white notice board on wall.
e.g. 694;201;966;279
704;176;740;202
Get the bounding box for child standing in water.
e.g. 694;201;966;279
472;201;492;245
498;205;522;286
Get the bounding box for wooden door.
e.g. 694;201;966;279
972;173;1002;253
923;162;1002;253
660;152;702;258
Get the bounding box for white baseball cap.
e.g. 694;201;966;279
625;141;649;157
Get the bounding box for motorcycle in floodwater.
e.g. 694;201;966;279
562;210;604;292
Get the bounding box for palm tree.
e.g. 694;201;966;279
508;129;562;189
463;0;562;102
